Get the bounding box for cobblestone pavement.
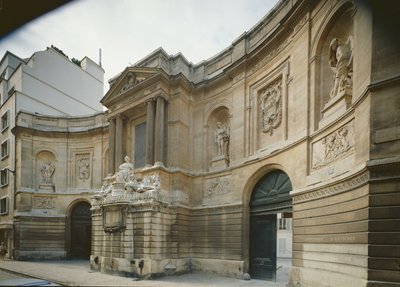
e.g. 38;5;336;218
0;259;287;287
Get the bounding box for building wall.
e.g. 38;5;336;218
0;48;105;258
97;0;400;285
12;111;108;259
6;0;400;286
19;48;104;116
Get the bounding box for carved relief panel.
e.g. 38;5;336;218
259;79;283;135
248;61;289;155
312;121;354;170
203;175;232;205
32;195;55;209
77;154;90;182
71;151;92;189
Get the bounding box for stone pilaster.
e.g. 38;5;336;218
115;114;124;170
145;99;155;167
155;96;165;167
108;117;116;175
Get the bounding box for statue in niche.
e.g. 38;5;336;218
41;161;55;184
214;121;229;157
329;36;353;99
260;80;282;135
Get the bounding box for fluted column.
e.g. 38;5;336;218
108;117;116;175
145;99;155;167
155;96;165;166
115;114;124;171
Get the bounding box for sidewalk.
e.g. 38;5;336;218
0;259;287;287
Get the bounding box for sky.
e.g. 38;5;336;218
0;0;278;95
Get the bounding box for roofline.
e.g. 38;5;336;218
0;50;26;68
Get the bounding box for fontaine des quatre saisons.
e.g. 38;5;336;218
5;0;400;286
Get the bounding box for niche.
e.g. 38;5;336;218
36;151;56;191
207;106;230;170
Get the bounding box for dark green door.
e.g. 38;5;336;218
70;202;91;259
249;170;292;281
250;214;277;280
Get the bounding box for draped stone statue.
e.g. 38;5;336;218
115;156;134;183
329;36;353;98
214;121;229;157
41;161;55;184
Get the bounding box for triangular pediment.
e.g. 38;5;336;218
101;67;160;106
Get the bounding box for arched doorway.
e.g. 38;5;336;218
70;201;91;259
249;170;292;281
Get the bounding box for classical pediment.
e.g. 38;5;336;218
101;67;160;106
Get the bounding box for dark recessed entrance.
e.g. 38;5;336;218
70;201;91;259
250;170;292;281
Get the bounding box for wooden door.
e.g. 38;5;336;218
250;214;277;280
70;202;91;259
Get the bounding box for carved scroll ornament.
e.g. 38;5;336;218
260;80;282;135
77;154;90;181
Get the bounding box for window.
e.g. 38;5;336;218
0;197;8;215
0;169;8;187
1;111;9;132
279;218;291;230
7;86;15;97
279;218;287;230
0;140;8;159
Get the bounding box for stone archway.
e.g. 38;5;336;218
249;170;292;282
70;201;91;259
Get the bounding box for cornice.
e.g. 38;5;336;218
291;164;369;204
12;125;108;137
104;71;171;107
110;0;307;91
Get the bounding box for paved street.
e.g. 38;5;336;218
0;268;59;286
0;259;287;287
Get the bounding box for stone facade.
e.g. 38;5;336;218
91;1;400;285
0;48;104;259
12;111;108;260
9;0;400;286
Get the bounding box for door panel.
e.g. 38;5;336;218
250;214;277;280
70;202;91;259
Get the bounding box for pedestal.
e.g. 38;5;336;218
319;92;352;128
111;182;125;196
39;183;54;192
210;155;228;171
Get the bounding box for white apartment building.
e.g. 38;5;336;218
0;47;104;255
